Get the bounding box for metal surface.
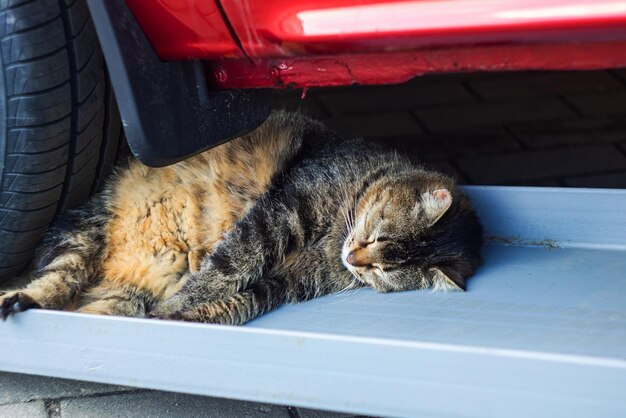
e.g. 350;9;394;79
220;0;626;58
87;0;271;167
0;186;625;417
125;0;626;88
128;0;626;60
125;0;244;60
207;40;626;89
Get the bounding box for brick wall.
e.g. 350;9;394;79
273;70;626;188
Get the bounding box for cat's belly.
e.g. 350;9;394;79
101;164;206;298
98;142;276;298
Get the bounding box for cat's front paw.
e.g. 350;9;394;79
149;308;227;324
147;309;192;322
148;294;189;320
0;291;41;320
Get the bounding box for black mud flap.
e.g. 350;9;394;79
86;0;271;167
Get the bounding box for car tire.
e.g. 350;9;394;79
0;0;123;281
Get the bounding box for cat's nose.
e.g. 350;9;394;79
346;250;372;267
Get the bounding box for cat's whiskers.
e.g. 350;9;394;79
339;187;358;246
342;208;351;235
326;276;360;305
340;192;356;244
336;276;359;295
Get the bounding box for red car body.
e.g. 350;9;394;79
126;0;626;89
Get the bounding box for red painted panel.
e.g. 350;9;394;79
220;0;626;58
208;41;626;89
125;0;244;60
125;0;626;88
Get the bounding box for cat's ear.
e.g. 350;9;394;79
420;188;452;226
429;267;465;292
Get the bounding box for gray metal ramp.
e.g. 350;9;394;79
0;186;624;418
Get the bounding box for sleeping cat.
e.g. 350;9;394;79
0;111;483;325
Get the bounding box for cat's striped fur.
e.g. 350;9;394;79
0;111;483;324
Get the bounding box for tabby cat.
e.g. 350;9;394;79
0;111;483;325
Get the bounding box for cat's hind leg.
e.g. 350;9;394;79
0;195;110;319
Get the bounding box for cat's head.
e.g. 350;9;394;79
342;171;483;292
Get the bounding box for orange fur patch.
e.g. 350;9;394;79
100;117;296;299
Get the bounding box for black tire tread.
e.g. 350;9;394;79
0;0;122;281
56;0;105;212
